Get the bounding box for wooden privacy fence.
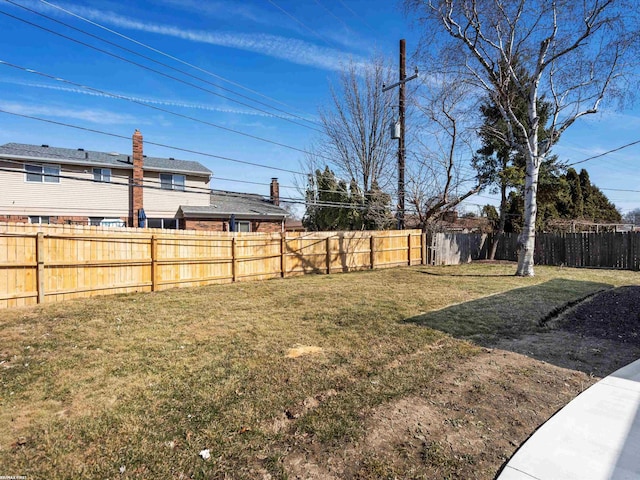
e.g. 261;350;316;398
424;231;640;270
494;232;640;270
0;223;426;309
426;233;490;266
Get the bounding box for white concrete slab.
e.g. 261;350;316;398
497;466;540;479
497;358;640;480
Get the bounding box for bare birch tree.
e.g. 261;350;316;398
405;0;640;275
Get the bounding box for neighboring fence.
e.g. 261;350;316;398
0;223;425;309
425;231;640;270
426;233;489;266
494;232;640;270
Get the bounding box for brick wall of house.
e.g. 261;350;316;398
183;219;226;232
251;220;283;233
52;216;90;225
183;218;283;233
0;215;29;223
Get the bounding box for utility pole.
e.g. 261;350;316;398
383;39;418;230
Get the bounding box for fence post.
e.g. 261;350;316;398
151;235;158;291
421;232;427;265
407;233;412;266
280;233;286;278
36;232;45;304
326;236;331;274
370;235;376;269
231;237;237;282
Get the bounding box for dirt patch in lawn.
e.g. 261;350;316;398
282;286;640;479
284;349;594;479
494;286;640;377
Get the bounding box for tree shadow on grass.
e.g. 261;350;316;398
403;278;640;377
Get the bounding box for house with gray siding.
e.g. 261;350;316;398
0;130;288;231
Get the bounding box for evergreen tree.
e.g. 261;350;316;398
348;178;365;230
303;167;350;231
579;169;621;223
504;166;620;231
566;168;584;218
303;168;394;231
363;181;394;230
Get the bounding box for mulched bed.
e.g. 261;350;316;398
559;286;640;345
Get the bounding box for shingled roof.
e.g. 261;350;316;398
179;190;288;219
0;143;211;176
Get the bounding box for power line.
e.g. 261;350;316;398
600;187;640;193
3;0;322;132
566;139;640;166
0;108;305;174
212;175;382;198
0;64;409;200
37;0;312;117
0;163;373;211
312;0;357;35
266;0;336;47
0;147;390;211
335;0;376;33
0;136;387;200
0;59;326;160
0;154;214;193
0;11;326;153
2;147;382;201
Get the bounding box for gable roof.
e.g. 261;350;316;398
0;143;211;176
179;190;289;219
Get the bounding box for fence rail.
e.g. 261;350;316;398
0;223;425;309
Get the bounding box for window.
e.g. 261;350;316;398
93;168;111;183
29;216;50;224
160;173;185;191
89;217;104;226
25;164;60;183
237;221;251;232
147;218;179;229
100;219;126;227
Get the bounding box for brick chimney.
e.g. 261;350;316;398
270;178;280;206
131;129;144;227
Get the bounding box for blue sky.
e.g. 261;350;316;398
1;0;638;218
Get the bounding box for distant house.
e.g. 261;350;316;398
179;179;288;233
285;219;305;232
405;211;491;233
0;130;288;231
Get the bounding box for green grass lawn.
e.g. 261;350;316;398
1;264;638;479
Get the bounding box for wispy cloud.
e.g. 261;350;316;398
0;101;142;125
0;78;289;118
153;0;368;53
157;0;285;30
33;1;367;71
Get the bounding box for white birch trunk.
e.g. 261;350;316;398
516;159;540;276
